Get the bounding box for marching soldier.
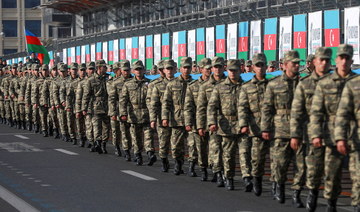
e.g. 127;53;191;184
17;66;27;130
0;68;5;124
37;64;51;137
49;65;60;138
300;54;315;75
9;64;20;129
245;60;252;73
75;63;87;146
30;64;42;133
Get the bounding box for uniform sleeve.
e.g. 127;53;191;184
149;85;160;123
107;82;117;117
207;86;219;127
59;82;66;104
334;83;353;141
184;86;195;127
25;80;32;104
196;85;207;130
290;83;306;138
261;83;275;132
75;82;83;113
238;86;250;128
119;84;129;117
161;84;172;121
31;82;37;105
309;83;325;139
146;82;154;110
82;80;91;112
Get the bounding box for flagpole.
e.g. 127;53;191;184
24;28;28;55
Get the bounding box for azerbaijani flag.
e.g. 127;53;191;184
120;39;126;61
178;31;187;63
264;18;277;61
96;42;102;60
25;29;50;64
216;25;226;58
293;14;307;65
162;33;170;60
67;48;72;64
108;40;114;65
49;51;54;67
131;37;139;63
76;46;81;64
146;35;154;70
238;22;249;60
324;9;340;65
196;28;205;62
85;45;90;62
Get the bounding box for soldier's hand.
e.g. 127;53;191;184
262;132;270;140
198;128;205;137
19;97;24;101
111;116;117;121
290;138;301;151
44;104;48;108
56;104;61;109
240;127;249;134
10;95;15;99
162;120;169;127
76;112;82;119
66;108;71;112
33;104;38;108
312;138;322;148
120;116;127;122
185;125;192;131
62;102;66;107
51;106;55;111
150;121;156;129
4;95;8;99
82;111;87;116
209;125;218;132
336;140;348;155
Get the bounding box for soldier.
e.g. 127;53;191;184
299;54;315;75
3;66;13;126
24;64;33;131
184;58;211;178
9;64;20;129
192;61;199;74
278;58;284;71
38;64;51;137
150;60;174;172
207;59;243;190
310;44;357;211
196;56;227;185
261;50;306;204
29;52;40;64
30;64;42;133
75;63;87;146
245;60;252;73
290;47;332;210
82;59;110;154
239;59;245;73
0;68;5;124
17;66;27;130
267;61;277;73
162;57;194;175
49;65;60;138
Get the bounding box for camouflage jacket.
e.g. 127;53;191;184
146;77;163;110
238;76;268;137
107;75;133;117
162;75;193;127
9;75;19;102
196;74;226;130
2;75;12;101
0;75;5;100
18;75;28;104
82;73;108;115
310;70;356;146
207;77;243;136
74;77;86;113
31;76;47;105
62;76;79;111
261;73;299;139
119;76;150;124
149;77;171;123
50;76;60;107
25;75;35;105
40;77;52;107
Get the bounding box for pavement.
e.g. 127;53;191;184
0;124;355;212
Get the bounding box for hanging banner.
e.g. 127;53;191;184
139;36;145;65
216;25;226;58
71;47;76;64
206;27;215;58
146;35;154;70
120;38;126;61
154;34;161;64
108;40;114;64
178;31;187;66
113;39;119;63
264;18;277;61
188;29;196;60
162;33;170;60
279;16;292;59
81;45;86;63
250;20;262;57
49;51;54;68
132;37;139;63
345;7;360;64
96;42;102;60
293;14;307;65
308;11;322;55
238;21;249;60
67;48;72;64
76;46;81;64
91;44;95;61
196;28;205;62
102;42;108;63
85;45;91;62
172;31;179;65
227;23;237;59
125;37;132;62
324;9;340;65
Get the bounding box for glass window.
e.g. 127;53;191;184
3;49;17;55
2;0;16;8
25;20;41;37
2;20;18;37
25;0;40;8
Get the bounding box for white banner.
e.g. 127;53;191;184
188;30;196;60
91;44;96;61
172;31;179;62
125;38;132;61
71;47;76;63
102;42;108;63
250;20;262;56
206;27;215;58
154;34;161;65
139;36;145;63
308;11;323;55
81;45;86;63
113;39;119;62
279;16;293;59
227;23;237;59
62;48;67;63
345;7;360;64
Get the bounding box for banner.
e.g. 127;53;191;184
216;25;226;58
76;46;81;64
206;27;215;58
139;36;145;64
90;44;95;62
81;45;86;63
238;21;249;60
154;34;161;64
113;39;119;63
162;33;170;60
196;28;205;62
308;11;323;55
172;31;179;65
120;38;126;61
67;48;71;64
250;20;262;57
146;35;154;70
324;9;340;65
178;31;187;66
227;23;237;59
345;7;360;64
279;16;292;59
294;14;307;65
108;40;114;64
71;47;76;64
188;29;196;60
102;42;108;63
96;42;102;60
264;18;277;61
49;51;54;67
125;37;132;61
85;45;90;62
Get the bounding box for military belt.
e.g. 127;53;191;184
174;105;184;110
224;115;238;121
276;109;291;115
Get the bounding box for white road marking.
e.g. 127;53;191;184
40;184;51;187
0;142;42;152
22;174;31;176
54;149;79;155
121;170;157;181
16;171;23;174
0;184;40;212
34;180;42;183
0;133;34;135
14;135;29;139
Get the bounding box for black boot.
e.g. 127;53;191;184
114;145;122;156
9;119;14;127
16;121;21;129
216;172;225;187
101;142;107;154
161;158;170;172
22;121;26;130
201;168;208;181
95;140;103;154
211;172;218;182
72;138;77;145
275;183;285;204
89;142;96;152
42;130;48;137
174;159;183;175
79;137;86;147
27;121;32;131
292;190;304;208
354;204;360;212
188;161;197;177
0;118;3;124
147;151;157;166
48;126;53;136
306;189;319;212
135;153;143;165
244;177;253;192
226;178;234;190
124;150;131;161
326;199;337;212
53;129;60;139
271;182;277;199
87;141;93;148
34;124;39;133
253;177;262;196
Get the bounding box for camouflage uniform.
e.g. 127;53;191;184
24;67;34;130
48;67;60;137
37;64;51;136
74;63;87;146
3;69;12;123
0;70;5;122
299;54;315;75
18;67;27;129
30;64;41;132
9;64;20;127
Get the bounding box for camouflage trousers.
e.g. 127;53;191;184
157;125;171;159
306;145;325;190
222;135;239;179
4;101;11;119
57;108;68;136
85;114;94;143
130;123;154;154
238;135;252;178
350;150;360;206
92;114;110;142
32;106;40;126
25;105;32;122
323;145;344;200
110;119;120;146
66;111;76;139
209;133;223;173
251;136;270;178
196;132;210;169
273;138;306;190
120;122;132;151
39;106;49;131
18;104;25;122
49;108;59;130
76;114;85;139
11;101;19;121
0;100;4;118
170;126;188;160
269;140;276;182
187;131;199;162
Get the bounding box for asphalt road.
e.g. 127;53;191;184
0;125;354;212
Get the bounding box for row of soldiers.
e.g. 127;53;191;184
0;44;359;212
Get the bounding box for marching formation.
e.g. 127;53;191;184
0;44;359;212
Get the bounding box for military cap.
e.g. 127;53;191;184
163;59;176;69
212;56;225;67
227;59;241;70
283;50;302;62
87;62;96;69
120;60;131;71
199;58;212;69
107;64;113;70
180;57;192;68
11;63;18;69
59;64;68;72
26;64;32;70
306;54;315;62
112;62;120;70
192;61;197;66
239;59;245;65
152;65;158;71
79;63;87;70
41;64;49;70
279;58;284;63
245;60;252;66
51;65;57;70
314;47;332;60
337;44;353;58
32;64;40;70
157;60;164;69
70;62;79;70
96;59;106;67
268;61;277;67
252;53;267;65
132;60;144;69
21;66;26;72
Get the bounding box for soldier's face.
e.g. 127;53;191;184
51;70;57;76
12;69;17;75
98;66;107;75
253;63;266;76
78;70;86;78
133;68;144;78
181;66;191;77
227;69;240;80
212;65;224;76
336;55;353;72
284;61;300;74
42;70;49;77
164;67;175;79
158;69;165;77
314;57;330;74
245;66;252;73
200;67;211;78
267;66;276;72
87;68;95;76
70;69;78;77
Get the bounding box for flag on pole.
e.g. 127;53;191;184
25;29;50;64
